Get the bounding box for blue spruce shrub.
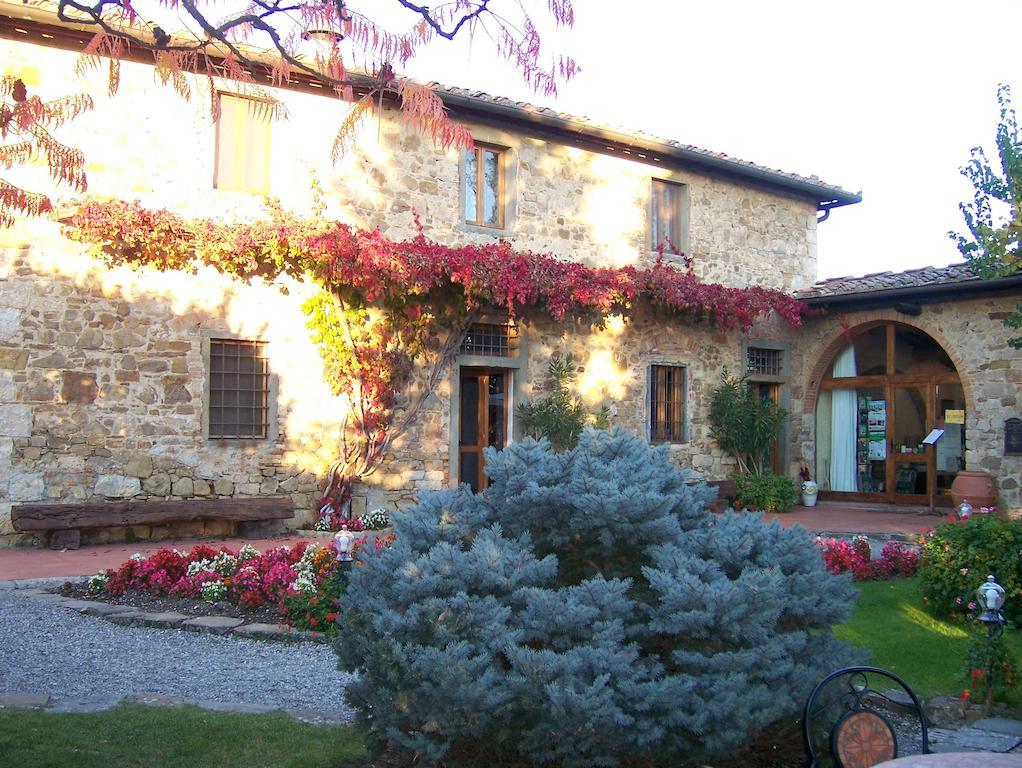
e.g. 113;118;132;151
335;428;859;766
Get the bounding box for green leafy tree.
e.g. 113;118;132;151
708;368;786;475
335;429;860;767
516;353;610;451
951;84;1022;347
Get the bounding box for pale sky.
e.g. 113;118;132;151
398;0;1022;281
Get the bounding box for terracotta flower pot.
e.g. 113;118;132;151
950;470;996;510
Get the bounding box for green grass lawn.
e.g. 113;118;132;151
834;576;1022;706
0;702;367;768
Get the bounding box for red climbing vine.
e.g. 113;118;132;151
66;197;807;526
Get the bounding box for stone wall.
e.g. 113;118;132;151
2;39;820;294
0;219;803;540
795;299;1022;515
0;36;821;542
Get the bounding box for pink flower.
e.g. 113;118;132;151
955;597;963;605
967;601;977;611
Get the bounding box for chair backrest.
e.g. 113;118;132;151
802;665;930;768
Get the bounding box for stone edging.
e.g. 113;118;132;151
0;690;347;725
6;579;328;644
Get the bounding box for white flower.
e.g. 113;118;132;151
187;559;212;577
211;552;239;577
960;567;969;576
200;580;227;602
88;572;109;594
130;553;143;562
238;544;259;562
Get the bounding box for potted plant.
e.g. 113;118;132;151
801;480;819;507
800;461;818;507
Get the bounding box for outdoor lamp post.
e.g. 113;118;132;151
976;574;1007;637
333;527;355;563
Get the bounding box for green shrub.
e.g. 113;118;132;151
735;472;798;513
708;368;786;475
918;514;1022;624
335;429;860;767
517;353;610;451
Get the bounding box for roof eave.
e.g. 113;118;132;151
0;2;860;209
437;89;862;208
801;272;1022;307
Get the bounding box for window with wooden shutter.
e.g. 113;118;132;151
214;94;271;194
650;364;686;443
464;143;506;228
651;179;686;254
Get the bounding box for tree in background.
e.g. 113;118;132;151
0;76;91;227
951;84;1022;347
57;0;577;157
708;368;786;476
516;353;610;451
335;429;860;766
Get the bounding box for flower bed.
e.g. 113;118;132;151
86;536;393;634
816;536;919;581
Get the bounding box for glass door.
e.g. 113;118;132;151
458;368;509;492
888;385;931;502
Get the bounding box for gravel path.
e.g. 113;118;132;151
0;589;355;720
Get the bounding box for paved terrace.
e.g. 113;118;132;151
0;501;941;582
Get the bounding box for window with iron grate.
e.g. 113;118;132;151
650;364;686;443
746;346;783;376
460;323;516;356
208;339;270;439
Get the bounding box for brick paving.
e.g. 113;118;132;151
763;499;941;538
0;501;941;583
0;534;312;581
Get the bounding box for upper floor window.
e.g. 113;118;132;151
208;338;270;439
214;94;271;194
465;143;506;228
651;179;687;254
650;364;686;443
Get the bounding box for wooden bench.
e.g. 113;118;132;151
11;497;295;550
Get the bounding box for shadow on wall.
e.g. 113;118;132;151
0;218;350;533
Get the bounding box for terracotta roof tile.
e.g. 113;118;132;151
797;262;981;299
429;83;858;203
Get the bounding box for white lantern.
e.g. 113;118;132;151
957;499;973;519
333;528;355;562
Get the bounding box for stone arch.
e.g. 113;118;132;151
803;309;975;417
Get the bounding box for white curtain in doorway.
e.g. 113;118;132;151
830;345;858;492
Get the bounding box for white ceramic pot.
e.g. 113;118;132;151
801;481;819;507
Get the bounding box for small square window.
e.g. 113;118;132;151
465;143;506;228
460;323;516;356
208;339;269;439
214;94;271;194
651;179;686;254
747;347;783;376
650;364;686;442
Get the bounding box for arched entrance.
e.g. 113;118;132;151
814;321;965;506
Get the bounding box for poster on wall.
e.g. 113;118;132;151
868;435;887;460
867;400;887;432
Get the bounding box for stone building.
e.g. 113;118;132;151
0;3;1018;545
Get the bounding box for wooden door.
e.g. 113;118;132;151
887;383;934;504
458;368;509;491
751;381;782;475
